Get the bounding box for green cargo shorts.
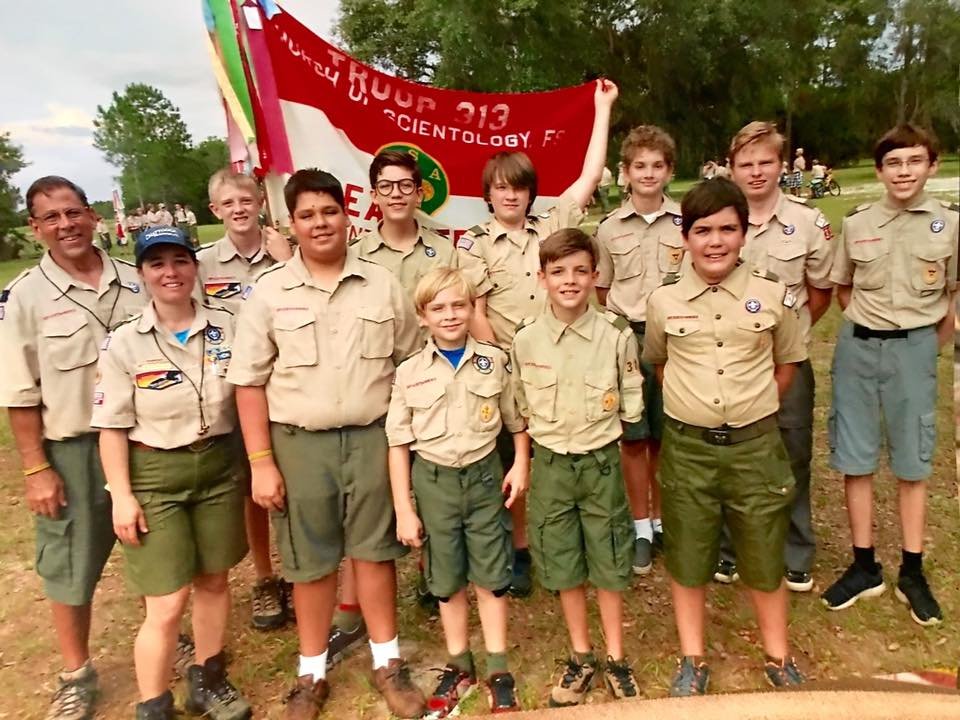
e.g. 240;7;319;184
125;435;247;596
621;330;664;442
413;452;512;598
36;434;116;606
659;421;795;592
527;441;634;592
270;421;407;583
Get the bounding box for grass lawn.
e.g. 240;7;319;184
0;162;957;718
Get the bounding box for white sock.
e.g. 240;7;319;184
652;518;663;533
634;518;653;542
370;636;400;670
298;651;328;681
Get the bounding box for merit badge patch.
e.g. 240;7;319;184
206;348;232;364
924;264;939;285
602;391;618;412
668;248;683;265
204;281;242;299
745;298;762;313
479;403;494;423
135;369;183;390
424;246;437;257
782;224;796;236
930;219;945;233
205;326;224;345
672;216;683;226
473;354;493;374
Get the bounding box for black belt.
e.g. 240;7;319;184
131;434;228;453
670;414;778;446
852;323;927;340
629;321;647;334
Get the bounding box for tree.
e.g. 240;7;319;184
0;132;28;260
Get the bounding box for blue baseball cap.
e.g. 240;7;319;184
134;226;196;265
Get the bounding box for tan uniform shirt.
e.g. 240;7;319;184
157;209;173;226
457;194;584;348
830;195;958;330
91;303;237;448
740;192;834;344
386;336;525;468
196;234;276;314
227;248;420;429
595;196;685;322
643;262;807;428
511;306;644;454
350;223;459;299
0;249;148;440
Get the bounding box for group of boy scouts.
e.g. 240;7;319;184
1;78;956;720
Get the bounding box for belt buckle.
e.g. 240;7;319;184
704;428;732;446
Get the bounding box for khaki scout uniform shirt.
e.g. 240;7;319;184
830;194;958;330
91;303;237;448
740;192;834;344
595;196;685;321
643;262;807;429
0;248;147;441
350;223;459;299
511;306;644;455
196;233;276;314
457;194;584;349
227;248;420;430
386;336;525;468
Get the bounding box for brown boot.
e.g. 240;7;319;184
372;659;426;719
283;675;329;720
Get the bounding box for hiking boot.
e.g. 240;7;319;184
821;562;885;610
135;690;174;720
487;672;519;713
632;538;653;575
327;617;369;669
425;664;476;718
46;661;99;720
185;651;252;720
670;656;710;697
416;566;440;615
764;657;806;688
713;560;738;584
895;572;943;626
508;549;533;598
174;633;195;679
785;570;814;593
548;656;597;707
372;658;427;719
251;576;287;630
283;675;329;720
603;657;639;699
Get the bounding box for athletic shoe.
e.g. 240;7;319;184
46;661;99;720
669;656;710;697
895;572;943;626
327;617;369;669
425;664;477;718
603;657;639;699
821;562;885;610
135;689;174;720
713;560;739;584
548;656;597;707
251;576;287;630
508;549;533;598
487;672;519;713
283;675;329;720
185;651;252;720
785;570;814;593
416;567;440;615
632;538;653;575
174;633;196;679
764;657;806;688
372;659;427;719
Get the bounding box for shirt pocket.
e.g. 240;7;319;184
466;377;502;432
768;242;807;288
583;370;619;422
849;240;889;291
656;237;685;275
406;381;446;441
520;366;558;422
357;305;395;359
607;234;645;280
42;313;97;371
910;243;951;294
735;314;777;352
664;318;701;340
274;310;318;368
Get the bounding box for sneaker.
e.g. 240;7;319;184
135;689;174;720
821;562;885;610
487;672;519;713
425;664;477;718
895;572;943;626
46;661;99;720
252;576;287;630
327;618;369;669
174;633;196;679
548;656;597;707
713;560;739;584
632;538;653;575
603;657;639;699
283;675;330;720
185;651;252;720
416;567;440;615
372;658;427;719
785;570;814;593
764;657;806;688
508;549;533;598
670;656;710;697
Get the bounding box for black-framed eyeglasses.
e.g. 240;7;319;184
375;179;419;196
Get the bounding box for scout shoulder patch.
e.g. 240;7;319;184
752;268;780;283
846;202;872;218
602;309;630;333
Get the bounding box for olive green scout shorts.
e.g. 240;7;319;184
621;329;664;443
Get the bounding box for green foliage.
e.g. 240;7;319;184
0;132;28;261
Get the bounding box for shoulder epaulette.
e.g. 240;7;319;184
114;257;136;267
2;268;32;296
785;195;809;206
475;340;504;358
468;224;487;237
198;241;216;251
253;262;286;282
845;202;872;218
535;211;551;220
514;316;537;333
940;200;959;213
112;314;141;332
660;272;681;287
752;268;780;283
205;303;235;316
602;309;630;333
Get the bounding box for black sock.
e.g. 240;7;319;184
900;549;923;578
514;547;531;563
853;545;877;573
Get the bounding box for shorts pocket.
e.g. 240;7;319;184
35;517;73;583
357;305;395;359
584;371;619;421
918;412;936;462
271;509;300;572
274;310;318;368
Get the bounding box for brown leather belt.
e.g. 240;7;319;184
669;414;778;446
130;435;227;453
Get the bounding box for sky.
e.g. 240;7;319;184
0;1;339;204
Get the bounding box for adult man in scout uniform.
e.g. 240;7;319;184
595;124;684;575
717;121;834;592
227;169;425;719
644;178;807;696
457;78;619;596
822;124;957;627
196;168;293;633
0;176;147;720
